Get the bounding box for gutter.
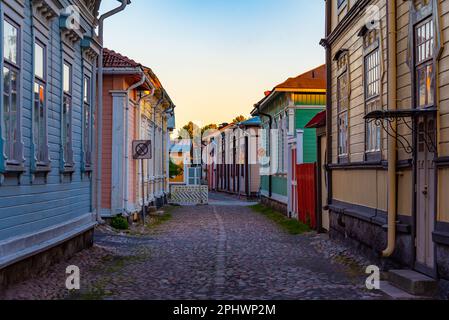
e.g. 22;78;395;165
254;104;273;198
383;0;398;257
96;0;130;222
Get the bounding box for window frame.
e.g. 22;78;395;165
32;35;51;172
363;43;382;161
1;13;25;172
61;59;74;172
337;71;349;163
82;70;93;172
414;17;436;110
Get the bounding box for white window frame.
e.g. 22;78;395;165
1;9;25;172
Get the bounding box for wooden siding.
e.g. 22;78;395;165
0;0;97;241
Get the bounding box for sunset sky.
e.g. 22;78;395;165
101;0;325;130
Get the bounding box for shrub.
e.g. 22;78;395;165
111;215;129;230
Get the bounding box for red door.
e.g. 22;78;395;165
297;163;317;229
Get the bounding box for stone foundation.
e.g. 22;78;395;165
436;244;449;281
261;196;288;216
0;229;94;291
329;209;413;270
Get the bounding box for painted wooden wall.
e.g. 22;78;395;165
0;0;97;242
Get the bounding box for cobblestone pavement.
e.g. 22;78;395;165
0;193;387;300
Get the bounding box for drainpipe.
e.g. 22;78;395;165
383;0;398;257
255;104;273;198
153;93;165;205
96;0;130;222
124;71;150;214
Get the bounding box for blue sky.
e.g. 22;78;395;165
100;0;325;129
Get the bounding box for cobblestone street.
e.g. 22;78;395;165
1;194;387;300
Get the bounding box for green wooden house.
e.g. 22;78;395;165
252;65;326;215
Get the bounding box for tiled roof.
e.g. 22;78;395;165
275;64;326;91
103;48;141;68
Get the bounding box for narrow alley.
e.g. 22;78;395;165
0;193;386;300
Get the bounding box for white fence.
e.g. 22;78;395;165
169;185;209;205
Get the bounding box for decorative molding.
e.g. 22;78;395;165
32;0;61;26
59;14;83;45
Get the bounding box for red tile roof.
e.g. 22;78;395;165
305;110;326;129
103;48;141;68
275;64;326;91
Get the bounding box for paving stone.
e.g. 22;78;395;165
0;194;389;300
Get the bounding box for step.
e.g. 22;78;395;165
388;270;438;297
379;281;432;300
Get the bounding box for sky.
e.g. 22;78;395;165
100;0;325;130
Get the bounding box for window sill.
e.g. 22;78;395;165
33;163;52;173
2;163;26;174
365;151;382;162
61;166;75;174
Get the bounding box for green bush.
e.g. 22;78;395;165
111;215;129;230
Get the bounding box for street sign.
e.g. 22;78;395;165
133;140;152;160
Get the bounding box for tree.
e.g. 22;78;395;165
177;121;200;140
232;115;247;124
201;123;218;135
169;159;184;179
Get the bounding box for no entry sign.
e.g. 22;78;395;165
133;140;152;160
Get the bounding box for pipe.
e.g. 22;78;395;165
124;71;147;214
383;0;398;257
254;104;273;198
324;0;333;210
96;0;130;222
153;93;165;205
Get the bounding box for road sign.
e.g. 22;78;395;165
133;140;152;160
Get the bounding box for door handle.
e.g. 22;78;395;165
422;186;428;196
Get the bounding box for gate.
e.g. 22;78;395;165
297;163;317;229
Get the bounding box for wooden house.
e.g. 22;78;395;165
0;0;102;288
322;0;449;288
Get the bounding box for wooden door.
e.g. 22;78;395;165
416;116;436;274
320;136;329;231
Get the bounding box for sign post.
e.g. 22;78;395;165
133;140;152;224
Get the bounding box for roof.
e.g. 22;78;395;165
238;116;261;127
170;140;191;153
252;65;327;116
103;48;141;68
103;49;175;107
275;64;326;91
305;111;326;129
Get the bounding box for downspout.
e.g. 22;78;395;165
124;71;149;214
153;93;165;203
383;0;398;257
255;104;273;198
96;0;129;222
324;0;332;210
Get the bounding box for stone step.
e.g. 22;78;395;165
379;281;432;300
388;269;438;297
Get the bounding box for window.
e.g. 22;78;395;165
33;41;49;166
83;75;92;169
188;167;201;185
415;18;435;108
62;62;74;168
364;48;381;155
337;73;349;158
2;18;22;165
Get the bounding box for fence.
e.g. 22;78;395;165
169;185;209;205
